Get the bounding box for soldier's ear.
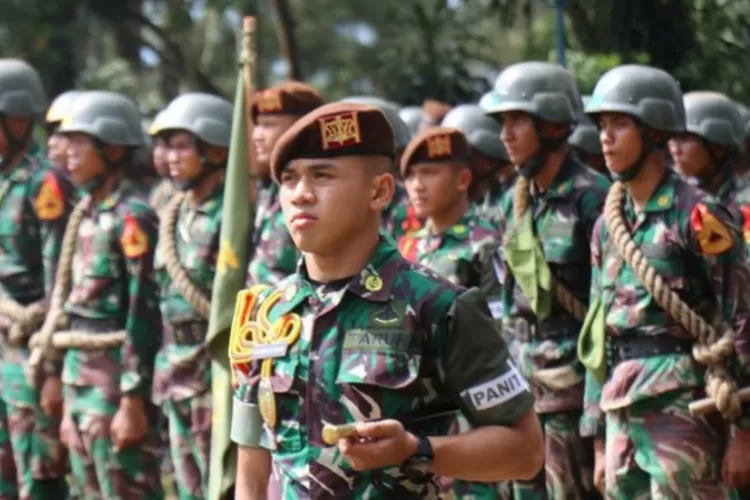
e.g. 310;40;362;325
102;144;127;163
370;171;395;212
457;165;472;192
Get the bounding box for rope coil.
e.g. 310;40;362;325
604;181;741;419
513;177;588;322
29;329;126;350
0;299;46;346
26;198;88;385
160;192;212;320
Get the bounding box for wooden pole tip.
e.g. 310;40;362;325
243;17;256;32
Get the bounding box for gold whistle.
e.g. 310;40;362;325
322;423;359;445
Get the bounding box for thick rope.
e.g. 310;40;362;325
0;299;46;346
604;181;741;419
160;192;212;319
513;177;588;322
26;198;88;384
29;329;126;350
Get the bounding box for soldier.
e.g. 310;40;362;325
152;92;232;500
247;81;324;287
400;126;504;499
229;102;544;499
568;96;607;177
148;109;176;215
340;96;416;241
0;59;78;500
442;103;514;223
418;99;451;132
31;90;163;498
484;61;610;500
580;64;750;498
44;90;84;170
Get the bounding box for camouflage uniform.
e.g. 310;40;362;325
485;63;610;500
0;60;77;500
230;102;536;500
153;92;233;500
54;91;163;499
231;238;533;499
147;110;176;216
581;65;750;499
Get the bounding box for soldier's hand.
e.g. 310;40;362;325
593;436;605;494
40;376;64;418
337;419;418;471
110;395;148;452
723;427;750;488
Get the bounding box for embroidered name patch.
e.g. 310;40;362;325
463;363;529;411
343;329;412;352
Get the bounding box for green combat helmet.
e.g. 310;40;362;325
683;92;744;151
159;92;233;147
441;104;508;162
586;64;685;181
568;96;602;156
399;106;423;137
486;61;582;177
58;90;144;147
0;59;47;119
342;96;412;151
0;59;47;166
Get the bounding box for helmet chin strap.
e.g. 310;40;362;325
0;115;33;171
516;117;570;179
176;142;226;192
608;124;656;183
692;139;730;191
81;140;130;194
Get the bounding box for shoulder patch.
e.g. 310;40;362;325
35;172;65;221
740;206;750;244
690;203;733;255
120;213;149;258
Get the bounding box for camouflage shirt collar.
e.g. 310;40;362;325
625;167;676;215
276;237;400;315
186;181;225;215
420;206;475;241
530;153;578;200
96;178;136;212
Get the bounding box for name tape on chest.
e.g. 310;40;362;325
463;363;529;411
343;328;412;352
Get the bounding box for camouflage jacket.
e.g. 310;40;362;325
581;168;750;437
230;238;533;500
408;207;500;288
246;181;298;287
495;155;610;413
153;185;223;403
148;178;175;216
0;144;77;405
62;179;161;399
712;171;750;262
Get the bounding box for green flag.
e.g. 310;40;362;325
207;69;254;500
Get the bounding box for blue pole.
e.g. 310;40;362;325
555;0;568;67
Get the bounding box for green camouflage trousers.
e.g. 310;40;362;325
0;396;18;500
64;384;164;500
163;391;212;500
513;410;598;500
1;353;68;500
604;389;733;499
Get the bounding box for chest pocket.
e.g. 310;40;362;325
87;229;123;280
541;216;584;264
263;352;302;452
335;327;422;419
639;240;685;290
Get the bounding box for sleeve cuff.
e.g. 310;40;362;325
231;397;264;447
120;371;143;395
